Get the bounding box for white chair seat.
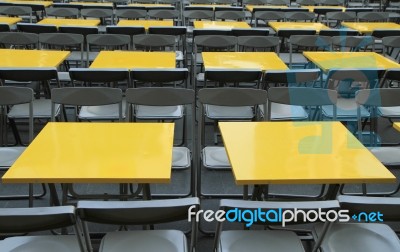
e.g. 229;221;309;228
79;102;126;120
378;106;400;118
218;230;305;252
176;51;183;61
0;236;81;252
67;51;84;66
205;104;254;120
202;146;231;169
135;105;183;120
172;146;191;169
57;72;71;82
259;103;308;120
8;99;60;119
322;98;370;119
369;147;400;166
0;147;25;167
99;230;187;252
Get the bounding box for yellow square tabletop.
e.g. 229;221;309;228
2;122;174;184
194;21;250;29
0;17;22;25
128;3;174;8
342;22;400;34
246;5;288;12
90;51;176;68
5;0;53;7
219;121;396;185
269;21;330;32
68;1;113;6
38;18;100;27
202;52;288;71
117;20;174;29
303;52;400;72
188;4;232;9
0;49;70;67
301;5;345;12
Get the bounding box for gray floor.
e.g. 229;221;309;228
1;111;400;251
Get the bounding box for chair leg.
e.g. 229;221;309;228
0;183;47;207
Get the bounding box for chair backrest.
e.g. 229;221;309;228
115;8;147;20
51;87;123;121
46;7;79;18
204;69;262;88
0;86;33;141
237;36;279;52
183;9;213;26
17;23;58;34
0;32;38;49
130;68;188;87
0;5;32;22
215;10;246;21
326;11;356;27
69;68;129;87
194;35;237;51
379;69;400;87
331;35;375;51
267;87;338;120
382;36;400;62
262;69;321;89
285;11;316;21
289;35;332;68
132;34;176;51
148;9;179;20
357;11;390;22
254;11;285;23
87;33;131;50
319;0;345;5
81;7;113;19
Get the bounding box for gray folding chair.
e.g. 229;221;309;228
81;7;114;27
215;10;246;21
125;87;195;197
314;196;400;252
326;11;356;28
198;88;268;198
332;35;375;52
0;5;33;23
0;206;85;252
46;7;80;18
86;33;131;63
214;199;340;252
253;11;285;31
0;32;38;49
357;11;390;22
382;36;400;62
77;197;200;252
237;36;279;52
285;11;316;22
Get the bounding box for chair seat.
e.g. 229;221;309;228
279;53;309;65
8;99;60;119
202;146;231;169
205;104;254;120
99;230;187;252
79;103;126;120
67;51;85;67
0;236;81;252
176;51;183;61
0;147;25;168
259;103;308;120
172;146;191;169
314;223;400;252
135;105;183;120
378;106;400;118
218;230;305;252
322;98;370;120
369;147;400;166
57;71;71;82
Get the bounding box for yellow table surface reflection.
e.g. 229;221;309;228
342;22;400;34
90;51;176;68
301;5;345;12
68;1;113;6
303;52;400;72
220;121;395;185
117;20;173;29
0;49;70;67
194;21;250;29
269;21;330;32
202;52;288;71
393;123;400;132
2;122;174;184
245;5;288;12
0;17;22;25
38;18;100;27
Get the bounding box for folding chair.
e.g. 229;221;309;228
198;88;268;198
77;197;200;252
0;86;46;207
86;34;131;64
331;35;375;52
237;35;279;52
357;11;390;22
0;205;85;251
0;32;38;49
382;36;400;62
0;5;33;23
46;7;80;18
125;87;195;197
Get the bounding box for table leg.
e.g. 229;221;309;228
48;183;61;206
142;184;151;200
324;184;340;200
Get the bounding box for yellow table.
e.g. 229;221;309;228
188;4;235;10
394;123;400;132
342;22;400;34
219;121;396;199
303;52;400;72
301;5;345;12
0;49;70;67
194;21;250;29
202;52;288;71
0;17;22;25
128;3;174;8
269;21;330;32
38;18;100;27
117;20;173;29
90;51;176;68
68;1;113;6
2;122;174;202
5;0;53;7
245;5;288;12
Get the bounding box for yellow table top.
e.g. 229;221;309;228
303;52;400;72
117;20;174;29
188;4;233;10
246;5;287;12
2;122;174;184
269;21;330;32
38;18;100;27
5;0;53;7
301;5;345;12
0;17;22;25
0;49;70;67
128;3;173;7
342;22;400;34
194;21;250;29
220;121;396;185
68;1;113;6
393;123;400;132
202;52;288;71
90;51;176;68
